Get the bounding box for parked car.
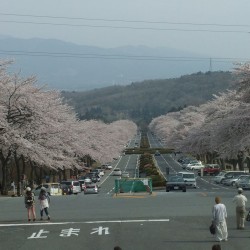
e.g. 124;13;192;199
235;175;250;188
85;172;100;183
223;174;250;186
198;164;221;176
121;172;129;178
91;169;104;177
177;172;197;188
60;180;81;194
166;175;186;192
97;166;106;173
84;183;99;194
182;159;200;169
102;163;112;170
61;183;71;195
113;168;122;176
237;177;250;190
186;162;204;170
220;171;247;185
32;183;62;196
154;150;161;156
212;171;228;184
83;176;92;183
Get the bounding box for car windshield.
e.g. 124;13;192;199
169;176;183;182
86;185;96;188
217;172;225;176
61;182;71;185
182;174;195;178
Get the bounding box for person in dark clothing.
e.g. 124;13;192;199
38;187;51;221
212;244;221;250
24;187;36;222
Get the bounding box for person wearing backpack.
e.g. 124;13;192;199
24;187;36;222
38;187;51;221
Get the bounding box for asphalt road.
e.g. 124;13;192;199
1;140;250;249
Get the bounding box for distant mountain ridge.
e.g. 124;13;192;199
0;36;232;91
62;71;234;125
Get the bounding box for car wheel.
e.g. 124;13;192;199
182;189;186;192
166;189;170;192
231;182;235;186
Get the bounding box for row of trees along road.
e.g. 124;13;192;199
0;60;137;195
149;63;250;171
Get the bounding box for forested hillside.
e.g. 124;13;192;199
62;71;234;126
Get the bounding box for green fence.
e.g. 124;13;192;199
115;178;153;194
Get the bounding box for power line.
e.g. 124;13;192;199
0;49;249;63
0;20;249;34
0;12;250;34
1;12;250;28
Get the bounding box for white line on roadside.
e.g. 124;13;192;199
0;219;170;227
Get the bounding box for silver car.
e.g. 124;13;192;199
237;177;250;190
235;175;250;188
84;183;99;194
213;171;228;184
225;175;250;187
121;172;129;178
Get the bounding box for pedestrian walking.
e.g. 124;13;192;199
24;187;36;222
233;187;248;229
38;187;51;221
212;196;228;242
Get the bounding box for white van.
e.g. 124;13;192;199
178;172;197;188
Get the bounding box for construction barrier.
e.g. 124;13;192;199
115;178;152;194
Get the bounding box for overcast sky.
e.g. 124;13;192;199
1;0;250;60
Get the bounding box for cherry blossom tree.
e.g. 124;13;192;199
77;119;137;163
149;62;250;170
0;60;137;194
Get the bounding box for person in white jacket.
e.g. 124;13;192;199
212;196;228;242
38;187;51;221
233;188;248;229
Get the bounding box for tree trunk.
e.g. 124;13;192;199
14;152;21;196
0;150;12;195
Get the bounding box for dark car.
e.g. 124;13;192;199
154;150;161;156
61;183;71;195
85;173;100;183
166;175;187;192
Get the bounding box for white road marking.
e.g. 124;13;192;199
0;219;170;227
